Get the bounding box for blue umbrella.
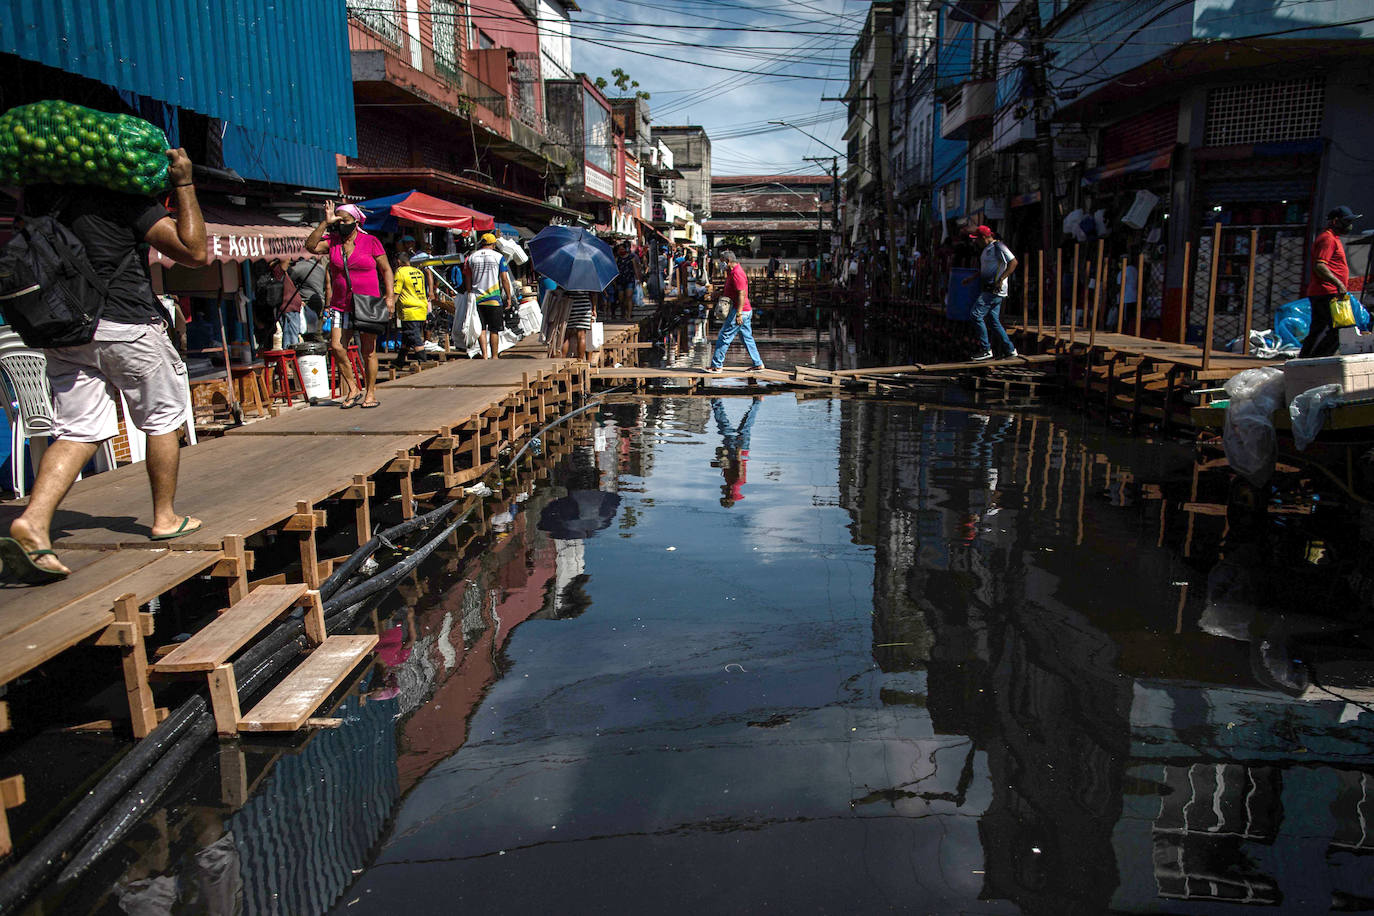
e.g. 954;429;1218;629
529;226;618;292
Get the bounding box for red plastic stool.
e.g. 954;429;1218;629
329;345;365;398
260;349;307;407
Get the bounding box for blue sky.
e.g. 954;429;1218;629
570;0;864;177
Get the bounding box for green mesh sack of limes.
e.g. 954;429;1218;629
0;100;169;195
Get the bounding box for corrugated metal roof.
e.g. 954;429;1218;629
0;0;357;159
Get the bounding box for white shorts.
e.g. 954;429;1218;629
46;321;189;443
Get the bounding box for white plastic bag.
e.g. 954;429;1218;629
589;321;604;351
1222;367;1286;487
1289;382;1342;451
517;299;543;337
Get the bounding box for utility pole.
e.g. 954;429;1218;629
805;155;839;270
1024;2;1058;260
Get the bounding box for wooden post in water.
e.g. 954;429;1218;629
1036;249;1044;340
1053;248;1063;347
1202;222;1222;370
1177;241;1191;344
1134;252;1145;338
1116;256;1127;334
1242;227;1258;351
1069;244;1080;348
1022;259;1030;331
1088;239;1104;350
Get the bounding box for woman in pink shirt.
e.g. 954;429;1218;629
305;202;394;408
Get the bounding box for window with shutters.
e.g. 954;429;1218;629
1205;77;1324;147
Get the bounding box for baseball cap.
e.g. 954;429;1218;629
480;232;497;245
1329;206;1363;222
402;234;416;242
967;225;994;239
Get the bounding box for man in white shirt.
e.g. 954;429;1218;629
968;225;1019;361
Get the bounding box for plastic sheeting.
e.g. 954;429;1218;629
1289;383;1342;451
1223;367;1287;487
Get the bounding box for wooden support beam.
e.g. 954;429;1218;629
114;594;158;739
302;590;327;646
208;664;242;736
295;499;321;589
342;474;374;548
214;534;252;607
0;775;23;858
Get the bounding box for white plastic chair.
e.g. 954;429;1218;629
118;373;197;465
0;348;117;495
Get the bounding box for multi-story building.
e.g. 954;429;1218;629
843;2;900;283
340;0;587;228
703;175;832;259
653;125;712;243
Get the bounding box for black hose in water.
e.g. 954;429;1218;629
0;695;208;914
53;633;316;886
2;455;476;910
320;499;458;601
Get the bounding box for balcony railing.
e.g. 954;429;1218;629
940;79;995;141
462;71;508;119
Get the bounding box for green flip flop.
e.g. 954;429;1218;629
0;537;68;584
149;516;202;542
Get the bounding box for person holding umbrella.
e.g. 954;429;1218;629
529;226;618;361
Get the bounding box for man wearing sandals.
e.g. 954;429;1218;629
706;249;764;373
3;148;208;582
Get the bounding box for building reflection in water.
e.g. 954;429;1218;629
839;397;1374;913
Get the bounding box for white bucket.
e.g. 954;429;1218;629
298;354;330;401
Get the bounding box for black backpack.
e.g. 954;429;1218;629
0;203;132;348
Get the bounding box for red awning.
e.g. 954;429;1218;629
149;204;313;265
358;190;496;231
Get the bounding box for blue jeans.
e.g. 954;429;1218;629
970;293;1015;356
280;310;304;347
711;309;762;368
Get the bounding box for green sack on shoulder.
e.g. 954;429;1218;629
0;100;169;196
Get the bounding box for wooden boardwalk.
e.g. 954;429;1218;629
0;324;638;745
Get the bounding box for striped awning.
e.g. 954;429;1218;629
1081;147;1173;185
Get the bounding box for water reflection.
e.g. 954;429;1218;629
68;392;1374;915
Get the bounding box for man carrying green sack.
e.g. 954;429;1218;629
2;146;209;584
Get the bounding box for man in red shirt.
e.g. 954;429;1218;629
706;249;764;371
1301;205;1360;358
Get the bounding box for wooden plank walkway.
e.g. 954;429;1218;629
0;323;639;731
0;433;421;551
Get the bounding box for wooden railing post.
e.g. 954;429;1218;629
1242;227;1258;352
1177;241;1192;344
1036;249;1044;341
1202;222;1222;370
1116;255;1127;334
1134;252;1145;338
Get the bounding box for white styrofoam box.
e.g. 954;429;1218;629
1282;353;1374;403
1339;326;1374;355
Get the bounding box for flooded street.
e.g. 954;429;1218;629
61;386;1374;915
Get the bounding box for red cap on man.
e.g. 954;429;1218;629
968;225;993;240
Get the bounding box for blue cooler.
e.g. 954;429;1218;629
946;268;979;320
